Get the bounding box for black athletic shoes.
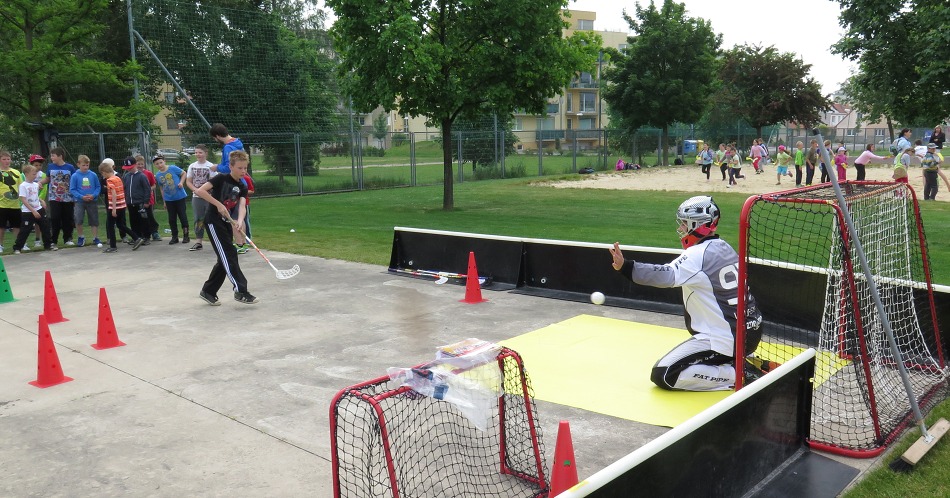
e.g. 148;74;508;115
132;238;145;250
743;360;766;384
199;291;221;306
234;292;259;304
189;242;203;251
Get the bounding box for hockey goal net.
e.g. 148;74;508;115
737;181;947;457
330;344;548;497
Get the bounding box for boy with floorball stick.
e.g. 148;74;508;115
195;150;258;305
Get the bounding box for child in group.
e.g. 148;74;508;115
727;144;744;187
99;160;142;252
153;154;190;244
852;144;889;181
69;154;102;247
195;150;258;305
793;141;805;187
0;150;22;253
135;154;162;242
186;144;214;251
774;145;793;185
834;147;849;182
805;140;819;186
46;147;76;246
715;143;727;181
11;164;55;253
697;143;714;182
920;143;950;201
820;140;833;183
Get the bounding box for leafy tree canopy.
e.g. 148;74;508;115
0;0;150;154
133;0;338;139
602;0;721;165
717;45;830;138
834;0;950;126
326;0;600;209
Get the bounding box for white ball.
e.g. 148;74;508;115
290;229;295;233
97;243;103;248
590;291;605;305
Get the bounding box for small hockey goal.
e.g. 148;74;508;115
330;345;548;497
737;181;947;457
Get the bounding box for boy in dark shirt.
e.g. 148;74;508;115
195;150;258;305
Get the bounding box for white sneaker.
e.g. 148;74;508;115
13;250;20;254
65;240;75;246
0;244;3;253
21;245;30;252
34;240;42;248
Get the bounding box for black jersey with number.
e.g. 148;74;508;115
204;173;247;224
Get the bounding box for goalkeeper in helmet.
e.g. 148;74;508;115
608;195;765;391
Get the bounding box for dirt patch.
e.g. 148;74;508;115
543;163;949;202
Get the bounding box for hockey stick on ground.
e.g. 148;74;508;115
233;221;300;280
387;267;489;285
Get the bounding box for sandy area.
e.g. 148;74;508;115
545;162;950;202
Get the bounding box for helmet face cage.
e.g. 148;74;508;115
676;196;720;246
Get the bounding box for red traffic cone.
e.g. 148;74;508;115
43;271;67;324
459;251;487;304
92;288;125;350
28;314;74;388
550;420;579;496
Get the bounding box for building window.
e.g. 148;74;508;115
546;103;559;114
580;118;595;130
846;129;856;137
164;92;176;104
566;94;572;112
580;93;596;113
830;115;839;124
357;116;366;126
539;117;555;130
618;43;628;51
579;72;593;85
577;19;593;30
567;119;573;130
166;116;177;130
513;118;523;131
403;117;409;132
874;129;886;137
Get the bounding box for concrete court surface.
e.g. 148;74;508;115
0;241;873;497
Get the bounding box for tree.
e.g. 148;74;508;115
717;45;831;140
602;0;721;166
433;113;519;172
840;72;898;141
372;113;388;149
834;0;950;126
0;0;150;154
133;0;339;180
325;0;599;210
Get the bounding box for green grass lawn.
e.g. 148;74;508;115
246;176;950;494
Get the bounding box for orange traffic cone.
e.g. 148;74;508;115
43;271;67;324
91;288;125;350
549;420;579;496
28;314;74;388
459;251;487;304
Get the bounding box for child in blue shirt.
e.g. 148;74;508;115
153;154;190;244
68;154;102;247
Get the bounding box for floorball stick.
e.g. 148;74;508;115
234;222;300;280
388;267;489;285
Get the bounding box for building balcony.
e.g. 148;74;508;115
569;80;600;89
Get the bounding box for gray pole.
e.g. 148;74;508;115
126;0;144;153
813;128;933;443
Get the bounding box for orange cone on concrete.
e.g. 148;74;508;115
549;420;579;496
459;251;487;304
43;271;67;324
28;314;74;388
92;288;125;350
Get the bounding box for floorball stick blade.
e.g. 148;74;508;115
434;276;449;285
276;265;301;280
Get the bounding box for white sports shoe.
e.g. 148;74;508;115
34;240;42;247
65;240;75;246
21;245;30;252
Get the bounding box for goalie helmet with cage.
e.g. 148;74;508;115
676;195;720;249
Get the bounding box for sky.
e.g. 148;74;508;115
314;0;853;95
568;0;853;94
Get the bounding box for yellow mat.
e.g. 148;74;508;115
503;315;850;428
502;315;731;428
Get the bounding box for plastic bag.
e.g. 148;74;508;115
388;339;502;430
